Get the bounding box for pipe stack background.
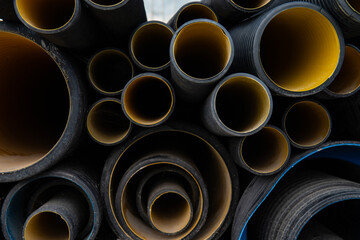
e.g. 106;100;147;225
0;0;359;239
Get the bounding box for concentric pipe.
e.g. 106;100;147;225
170;19;233;101
0;22;84;182
121;73;175;127
202;73;272;137
87;98;132;145
88;49;134;96
230;2;344;96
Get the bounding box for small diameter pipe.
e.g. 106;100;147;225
87;98;132;146
147;180;193;235
130;21;174;72
230;2;344;97
168;2;218;30
122;73;175;127
88;49;134;96
283;100;331;149
170;19;234;101
230;126;290;175
202;73;272;137
15;0;100;49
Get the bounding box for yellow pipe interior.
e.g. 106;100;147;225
231;0;271;9
150;192;192;234
176;4;218;30
87;100;131;144
89;50;133;94
88;0;123;6
216;76;271;134
0;32;69;172
260;7;340;92
173;21;232;79
327;45;360;95
131;23;173;69
284;101;331;148
16;0;75;30
123;76;173;126
24;212;70;240
347;0;360;13
241;127;289;174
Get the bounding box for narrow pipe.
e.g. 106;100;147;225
230;2;344;97
0;0;18;21
87;98;132;145
202;73;272;137
167;2;218;30
283;100;331;149
0;22;84;182
170;19;234;101
88;49;134;96
229;125;290;175
15;0;101;49
121;73;175;127
147;179;193;235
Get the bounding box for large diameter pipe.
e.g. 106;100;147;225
0;0;18;21
170;19;234;102
230;2;344;97
0;22;84;182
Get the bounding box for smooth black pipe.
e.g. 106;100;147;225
168;2;218;30
0;22;84;182
88;49;134;96
202;73;272;137
230;2;344;97
0;0;18;21
170;19;234;102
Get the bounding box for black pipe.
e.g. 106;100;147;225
230;2;344;97
87;98;132;146
0;0;18;21
170;19;234;102
202;73;272;137
298;221;344;240
121;73;175;127
88;49;134;96
0;22;85;182
168;2;218;30
83;0;147;46
14;0;101;49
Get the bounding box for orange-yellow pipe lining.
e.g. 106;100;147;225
231;0;271;9
176;4;218;30
88;0;123;6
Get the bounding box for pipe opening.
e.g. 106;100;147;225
284;101;330;148
150;192;192;234
88;0;123;6
87;100;130;145
0;32;69;172
24;212;70;240
216;76;271;133
231;0;272;9
173;21;232;79
131;23;173;69
241;127;289;173
327;45;360;95
123;76;173;126
89;50;133;95
176;4;218;30
347;0;360;13
260;7;340;92
16;0;75;30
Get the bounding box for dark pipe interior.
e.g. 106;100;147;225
176;4;217;30
347;0;360;13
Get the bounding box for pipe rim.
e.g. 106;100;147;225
174;3;218;30
230;0;273;11
84;0;128;8
345;0;360;16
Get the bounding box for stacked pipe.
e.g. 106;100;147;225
0;0;359;239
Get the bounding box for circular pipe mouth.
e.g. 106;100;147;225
131;22;173;70
284;101;331;148
175;4;218;30
327;45;360;95
24;211;70;240
149;191;193;234
231;0;272;10
16;0;76;30
173;21;232;79
215;76;271;134
87;99;131;145
347;0;360;14
122;75;174;126
241;126;289;174
87;0;124;6
0;32;69;172
88;49;133;95
260;7;340;92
